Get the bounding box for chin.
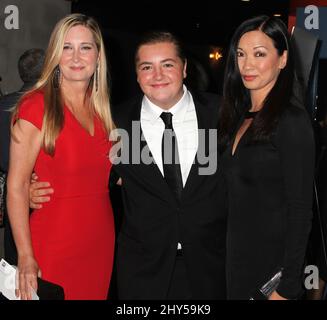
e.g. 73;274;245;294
68;76;90;82
243;83;258;90
150;93;169;101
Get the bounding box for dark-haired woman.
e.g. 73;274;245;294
218;15;315;300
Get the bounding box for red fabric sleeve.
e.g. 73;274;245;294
16;91;45;130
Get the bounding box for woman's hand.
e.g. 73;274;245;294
268;290;287;300
16;255;41;300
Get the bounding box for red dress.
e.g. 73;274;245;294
17;91;115;300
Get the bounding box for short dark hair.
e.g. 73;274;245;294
135;31;186;65
18;48;45;83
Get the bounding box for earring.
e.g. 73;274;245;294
53;66;61;89
95;64;99;92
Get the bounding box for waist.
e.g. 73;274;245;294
52;190;109;199
34;175;110;198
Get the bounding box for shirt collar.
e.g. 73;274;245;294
142;85;191;125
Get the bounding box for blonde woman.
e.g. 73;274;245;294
7;14;116;300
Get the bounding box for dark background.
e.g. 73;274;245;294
71;0;291;104
70;0;327;122
72;0;290;45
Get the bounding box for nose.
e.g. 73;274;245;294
242;56;254;70
153;66;163;80
72;48;80;63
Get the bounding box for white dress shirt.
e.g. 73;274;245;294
140;85;198;187
141;86;198;251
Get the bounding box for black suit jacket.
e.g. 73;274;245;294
0;92;17;172
0;84;32;172
112;91;227;299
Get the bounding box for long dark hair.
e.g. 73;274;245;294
218;15;302;150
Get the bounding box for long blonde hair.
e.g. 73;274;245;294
13;13;115;156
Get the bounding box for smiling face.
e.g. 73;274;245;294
237;30;287;105
136;41;187;110
59;25;99;85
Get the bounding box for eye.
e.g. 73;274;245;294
237;51;244;58
255;51;266;57
81;46;92;51
140;65;152;71
63;45;72;50
163;63;174;68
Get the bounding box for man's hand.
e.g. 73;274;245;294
29;174;53;209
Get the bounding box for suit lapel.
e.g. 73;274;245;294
123;93;217;204
126;96;177;204
182;93;216;199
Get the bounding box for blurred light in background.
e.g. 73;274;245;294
209;50;223;61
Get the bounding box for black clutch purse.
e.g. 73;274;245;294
0;277;65;300
250;269;283;300
36;277;65;300
0;258;64;300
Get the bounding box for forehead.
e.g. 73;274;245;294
137;42;179;61
238;30;275;49
64;25;95;42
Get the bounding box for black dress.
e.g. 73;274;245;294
221;105;315;300
312;124;327;282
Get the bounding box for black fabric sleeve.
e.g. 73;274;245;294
274;106;315;299
109;165;121;189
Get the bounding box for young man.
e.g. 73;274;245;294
29;32;227;300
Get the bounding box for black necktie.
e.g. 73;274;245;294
160;112;183;201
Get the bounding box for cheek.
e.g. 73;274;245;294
59;54;70;66
178;70;185;81
85;53;98;66
237;59;244;71
137;73;151;85
258;61;278;75
136;75;146;89
264;64;280;81
170;70;184;81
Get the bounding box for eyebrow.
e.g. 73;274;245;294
137;58;177;67
64;42;95;45
237;45;268;50
161;58;177;63
253;45;268;50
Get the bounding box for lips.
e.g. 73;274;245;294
242;75;257;82
70;66;84;71
151;83;169;88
